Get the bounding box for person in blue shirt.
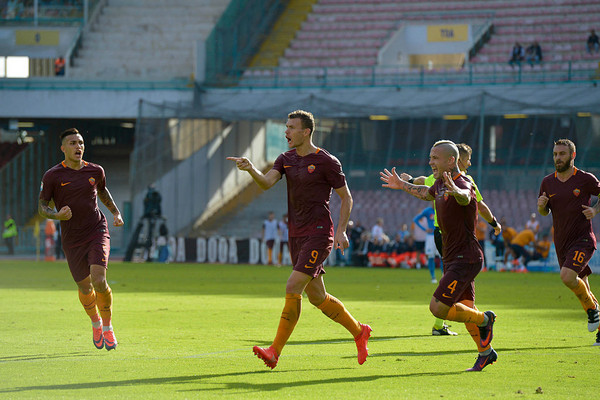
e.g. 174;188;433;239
413;206;439;284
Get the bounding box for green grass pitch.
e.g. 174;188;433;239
0;260;598;399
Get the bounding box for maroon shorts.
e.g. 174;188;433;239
289;235;333;278
433;261;482;306
558;241;595;278
63;235;110;282
265;239;275;249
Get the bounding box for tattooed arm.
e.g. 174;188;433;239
98;187;124;227
380;167;434;201
38;198;72;220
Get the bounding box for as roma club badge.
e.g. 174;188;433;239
573;188;581;197
89;177;96;186
307;164;316;174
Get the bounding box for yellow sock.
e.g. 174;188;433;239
571;279;597;311
96;286;113;326
268;248;273;264
278;252;283;265
446;302;485;325
272;293;302;355
78;289;100;322
460;300;489;353
317;294;362;337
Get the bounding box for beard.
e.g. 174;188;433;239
555;156;573;173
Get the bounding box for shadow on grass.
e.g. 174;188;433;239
0;368;354;393
368;344;588;359
183;371;464;394
0;352;100;363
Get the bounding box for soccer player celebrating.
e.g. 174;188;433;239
381;140;497;371
39;128;124;350
227;110;371;369
537;139;600;344
401;143;501;349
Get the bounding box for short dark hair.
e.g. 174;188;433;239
432;140;459;161
554;138;576;154
60;128;81;142
456;143;473;158
288;110;315;135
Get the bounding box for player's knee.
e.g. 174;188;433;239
307;292;326;306
91;276;108;291
429;302;446;319
560;269;578;288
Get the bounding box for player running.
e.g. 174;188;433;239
39;128;124;350
381;140;497;371
228;110;371;369
537;139;600;344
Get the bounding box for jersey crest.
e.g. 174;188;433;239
89;177;96;185
573;188;581;196
307;164;316;174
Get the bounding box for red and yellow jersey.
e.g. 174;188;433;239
273;148;345;239
539;167;600;257
40;160;109;248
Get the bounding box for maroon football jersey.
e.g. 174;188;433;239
539;168;600;256
40;161;109;248
273;148;346;238
427;173;483;264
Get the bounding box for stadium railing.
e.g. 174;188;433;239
220;61;599;89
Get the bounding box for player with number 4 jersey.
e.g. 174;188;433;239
381;140;497;371
538;139;600;344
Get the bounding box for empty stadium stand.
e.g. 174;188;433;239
244;0;600;84
69;0;228;79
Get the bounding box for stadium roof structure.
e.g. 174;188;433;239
193;83;600;120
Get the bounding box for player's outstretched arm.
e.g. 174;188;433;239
400;172;427;186
381;167;433;201
227;156;281;190
98;187;124;227
333;184;353;254
38;198;72;220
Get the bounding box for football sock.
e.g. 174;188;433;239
96;286;113;327
267;248;273;264
479;347;493;357
432;318;445;330
461;300;489;352
78;289;101;322
428;258;435;280
317;294;362;337
272;293;302;355
571;279;597;311
278;252;282;264
445;303;485;325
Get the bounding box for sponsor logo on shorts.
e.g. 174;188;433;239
442;293;452;298
61;182;71;186
304;264;312;269
549;193;556;197
89;177;96;185
307;164;316;173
